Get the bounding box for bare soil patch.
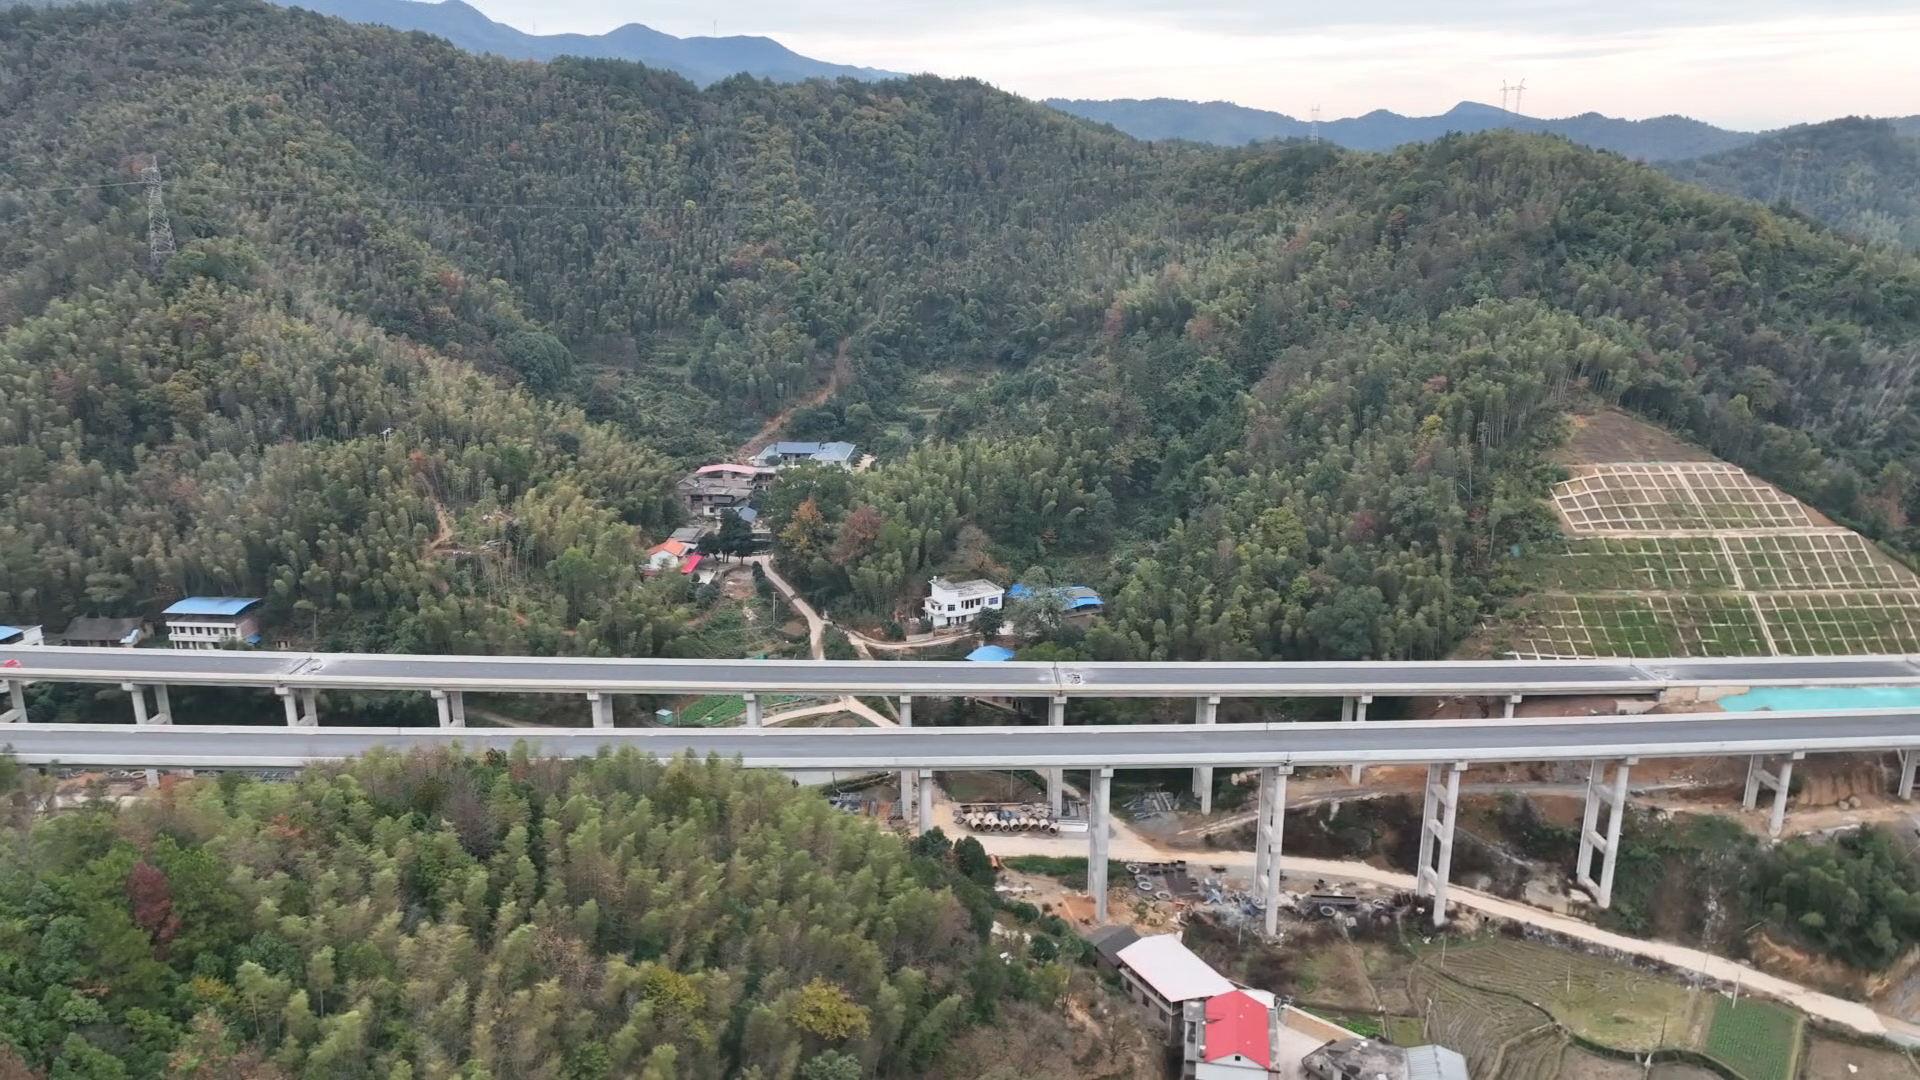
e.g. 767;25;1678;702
1800;1035;1920;1080
1560;408;1717;465
1558;1051;1721;1080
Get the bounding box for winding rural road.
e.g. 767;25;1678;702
971;826;1895;1040
745;557;896;727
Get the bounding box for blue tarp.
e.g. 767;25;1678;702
1006;584;1103;609
967;645;1016;662
162;597;262;616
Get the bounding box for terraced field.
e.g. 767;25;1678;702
1503;459;1920;659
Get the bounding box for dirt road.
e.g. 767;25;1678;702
969;832;1894;1040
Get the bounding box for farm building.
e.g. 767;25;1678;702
0;625;43;646
1115;934;1235;1042
162;597;262;650
1303;1039;1470;1080
749;441;857;470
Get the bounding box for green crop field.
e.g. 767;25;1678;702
1424;939;1702;1052
1704;995;1800;1080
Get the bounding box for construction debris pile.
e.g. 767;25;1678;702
953;802;1061;834
828;792;898;821
1125;790;1180;823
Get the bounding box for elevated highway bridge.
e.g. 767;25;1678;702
6;646;1920;930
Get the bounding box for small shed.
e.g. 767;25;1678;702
0;625;43;647
56;616;149;648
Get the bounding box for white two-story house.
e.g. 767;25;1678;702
923;578;1005;630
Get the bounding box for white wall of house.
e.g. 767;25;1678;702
166;616;258;650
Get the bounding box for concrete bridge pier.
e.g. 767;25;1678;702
1192;695;1219;812
1047;696;1067;817
1344;695;1372;783
742;694;760;728
1503;694;1523;719
1416;761;1466;927
914;769;935;837
1900;750;1919;801
1;679;25;724
1254;765;1291;936
1744;752;1803;838
279;686;321;727
432;689;466;728
898;696;917;826
1576;757;1635;908
1090;766;1114;921
123;682;172;726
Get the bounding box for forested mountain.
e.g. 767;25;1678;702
2;0;1918;666
1662;117;1920;251
0;748;1096;1079
1045;98;1760;160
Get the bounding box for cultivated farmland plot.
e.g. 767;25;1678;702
1505;459;1920;659
1703;995;1800;1080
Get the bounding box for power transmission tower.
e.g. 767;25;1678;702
1500;81;1513;112
1310;104;1321;143
1510;78;1527;116
142;153;176;270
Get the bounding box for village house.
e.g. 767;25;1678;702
1114;934;1235;1042
162;597;263;650
0;624;44;646
692;462;778;487
749;441;858;470
922;577;1005;630
675;474;756;518
54;616;149;648
648;539;694;572
1182;991;1358;1080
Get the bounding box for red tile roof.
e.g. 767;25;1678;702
1204;991;1272;1067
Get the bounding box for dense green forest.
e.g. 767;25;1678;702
0;749;1111;1079
3;0;1919;662
1664;117;1920;252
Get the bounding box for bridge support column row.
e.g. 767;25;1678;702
279;687;320;727
1901;750;1919;801
1345;695;1372;783
1047;696;1066;817
1744;752;1802;838
1192;695;1219;813
1090;766;1113;922
743;694;760;728
1416;762;1466;927
0;680;24;724
1503;694;1522;719
1253;766;1290;936
123;683;171;726
1576;758;1634;909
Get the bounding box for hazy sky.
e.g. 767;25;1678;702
469;1;1920;130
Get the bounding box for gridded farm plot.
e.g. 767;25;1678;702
1552;463;1815;534
1682;466;1816;529
1721;532;1920;590
1541;536;1737;591
1751;592;1920;655
1507;595;1771;659
1553;466;1711;532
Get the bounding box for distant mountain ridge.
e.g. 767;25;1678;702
277;0;904;84
1662;117;1920;250
1045;97;1762;161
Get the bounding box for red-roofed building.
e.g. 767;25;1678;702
1181;989;1354;1080
1205;992;1273;1070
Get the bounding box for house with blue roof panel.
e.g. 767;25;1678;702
749;441;858;471
162;597;263;650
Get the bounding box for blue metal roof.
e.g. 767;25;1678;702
163;597;262;617
967;645;1016;662
1006;584;1103;609
735;506;759;523
0;625;29;639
